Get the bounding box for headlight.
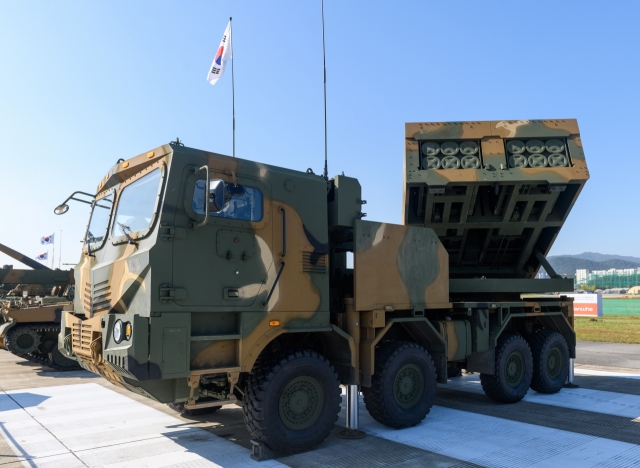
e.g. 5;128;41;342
113;319;123;343
124;322;132;341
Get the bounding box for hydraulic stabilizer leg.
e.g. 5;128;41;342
564;358;579;388
338;385;366;439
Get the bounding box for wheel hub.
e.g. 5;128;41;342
9;328;40;354
505;351;525;387
279;376;324;430
547;346;562;379
393;364;424;409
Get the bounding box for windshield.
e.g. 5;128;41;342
86;193;114;247
113;169;162;236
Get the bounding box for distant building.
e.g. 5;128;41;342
536;269;550;279
576;267;640;289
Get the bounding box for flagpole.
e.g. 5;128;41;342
230;16;235;158
52;236;55;269
321;0;328;180
59;230;62;269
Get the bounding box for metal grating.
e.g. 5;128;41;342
302;251;327;275
83;282;91;315
92;282;111;314
72;322;92;354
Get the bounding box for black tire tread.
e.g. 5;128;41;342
362;341;437;429
480;332;533;403
530;330;569;394
242;349;340;454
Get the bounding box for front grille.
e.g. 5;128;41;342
72;322;92;354
92;281;111;314
82;280;112;315
83;282;91;315
302;251;327;274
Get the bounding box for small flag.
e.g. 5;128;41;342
41;233;55;245
207;20;233;86
35;252;48;261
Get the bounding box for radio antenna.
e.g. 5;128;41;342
321;0;328;180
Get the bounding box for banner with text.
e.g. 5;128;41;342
565;293;602;316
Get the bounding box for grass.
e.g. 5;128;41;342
575;315;640;344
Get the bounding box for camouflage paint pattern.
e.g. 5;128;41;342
59;144;341;402
403;119;589;280
59;119;583;405
353;220;450;311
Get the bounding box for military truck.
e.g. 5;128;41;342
55;119;587;454
0;243;79;370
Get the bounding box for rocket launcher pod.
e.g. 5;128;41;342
403;119;589;292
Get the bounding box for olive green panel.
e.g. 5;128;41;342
149;313;190;379
328;175;363;228
450;278;574;294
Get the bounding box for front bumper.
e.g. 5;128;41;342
61;311;150;382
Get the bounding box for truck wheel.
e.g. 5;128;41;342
480;333;533;403
362;341;437;429
529;330;569;394
167;402;219;417
243;350;340;454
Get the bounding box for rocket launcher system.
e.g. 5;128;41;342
402;119;589;294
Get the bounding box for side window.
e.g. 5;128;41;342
192;179;263;222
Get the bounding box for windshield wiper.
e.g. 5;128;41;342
117;222;139;247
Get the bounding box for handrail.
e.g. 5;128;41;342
192;165;210;229
263;262;285;306
279;206;286;257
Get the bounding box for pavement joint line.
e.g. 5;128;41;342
0;388;89;468
68;427;204;454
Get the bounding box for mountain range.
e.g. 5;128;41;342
546;253;640;276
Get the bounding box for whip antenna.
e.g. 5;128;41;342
321;0;328;180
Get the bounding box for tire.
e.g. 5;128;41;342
529;330;569;394
167;401;220;417
447;365;462;378
362;341;437;429
480;333;533;403
243;350;341;454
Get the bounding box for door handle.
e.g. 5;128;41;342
279;206;286;258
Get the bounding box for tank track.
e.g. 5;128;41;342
3;324;80;371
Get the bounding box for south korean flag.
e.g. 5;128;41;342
41;233;55;245
206;20;233;86
35;252;48;261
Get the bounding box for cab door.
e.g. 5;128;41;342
171;164;273;309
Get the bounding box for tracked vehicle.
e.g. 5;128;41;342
56;119;587;454
0;243;79;370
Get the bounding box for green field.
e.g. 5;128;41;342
603;298;640;315
575;315;640;344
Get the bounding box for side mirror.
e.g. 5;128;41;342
54;204;69;215
209;179;225;213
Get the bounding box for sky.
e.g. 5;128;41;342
1;0;639;270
